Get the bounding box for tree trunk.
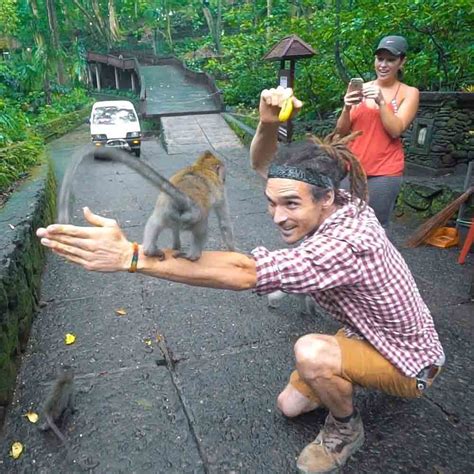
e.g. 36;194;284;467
108;0;120;43
266;0;272;41
334;0;350;83
28;0;44;47
215;0;222;54
202;1;222;54
202;6;217;53
91;0;111;48
45;0;66;84
71;0;110;48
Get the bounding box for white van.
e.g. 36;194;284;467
90;100;141;157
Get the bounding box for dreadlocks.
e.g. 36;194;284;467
271;131;368;209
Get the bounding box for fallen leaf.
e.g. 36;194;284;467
156;333;163;342
64;333;76;345
10;441;23;459
24;411;39;423
136;398;153;409
115;308;127;316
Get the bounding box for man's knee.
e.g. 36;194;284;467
276;384;319;418
294;334;340;381
277;390;299;418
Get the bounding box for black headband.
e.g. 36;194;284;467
267;164;334;189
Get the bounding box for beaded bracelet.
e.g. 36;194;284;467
128;242;139;273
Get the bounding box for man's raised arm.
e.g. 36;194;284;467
249;87;303;178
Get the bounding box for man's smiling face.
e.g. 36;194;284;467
265;178;333;244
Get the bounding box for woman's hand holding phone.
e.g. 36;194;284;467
361;83;385;106
344;78;364;108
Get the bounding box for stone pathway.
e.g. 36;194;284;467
0;119;473;473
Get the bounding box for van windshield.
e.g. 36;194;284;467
92;107;137;125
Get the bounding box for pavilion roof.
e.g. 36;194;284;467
263;35;316;61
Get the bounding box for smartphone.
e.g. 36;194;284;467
349;77;364;92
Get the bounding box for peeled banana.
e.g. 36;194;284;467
278;96;294;122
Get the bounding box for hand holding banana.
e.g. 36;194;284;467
278;96;294;122
259;86;303;124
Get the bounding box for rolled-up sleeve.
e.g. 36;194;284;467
251;236;362;296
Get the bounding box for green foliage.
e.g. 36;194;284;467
0;98;30;145
32;88;91;124
173;0;473;116
0;83;92;192
0;135;44;192
0;0;19;37
34;108;91;142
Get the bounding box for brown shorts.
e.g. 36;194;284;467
289;330;439;403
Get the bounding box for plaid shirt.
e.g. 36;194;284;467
251;195;444;378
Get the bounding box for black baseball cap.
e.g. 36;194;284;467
375;35;408;56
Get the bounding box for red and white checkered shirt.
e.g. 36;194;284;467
251;195;445;378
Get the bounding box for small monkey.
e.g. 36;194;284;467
39;367;98;471
38;367;75;435
93;147;236;260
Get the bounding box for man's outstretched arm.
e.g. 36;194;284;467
37;207;257;291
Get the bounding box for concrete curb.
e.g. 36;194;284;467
0;159;56;418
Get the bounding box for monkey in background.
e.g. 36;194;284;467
57;146;236;261
38;367;98;470
38;367;75;435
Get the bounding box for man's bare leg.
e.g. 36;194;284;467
293;334;364;473
277;383;320;418
294;334;352;415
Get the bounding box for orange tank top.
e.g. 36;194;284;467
349;100;404;177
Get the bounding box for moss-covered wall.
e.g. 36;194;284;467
396;182;473;220
35;107;91;142
0;159;56;410
404;92;474;170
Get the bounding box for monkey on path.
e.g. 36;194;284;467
38;367;98;471
58;146;235;261
38;367;75;435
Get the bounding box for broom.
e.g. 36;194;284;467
405;186;474;248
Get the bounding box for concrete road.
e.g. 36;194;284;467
0;118;473;473
142;66;219;116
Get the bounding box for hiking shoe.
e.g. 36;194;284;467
296;411;365;473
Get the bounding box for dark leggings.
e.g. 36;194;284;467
341;175;403;231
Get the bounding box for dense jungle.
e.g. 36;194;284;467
0;0;472;197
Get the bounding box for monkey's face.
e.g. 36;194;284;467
265;179;336;244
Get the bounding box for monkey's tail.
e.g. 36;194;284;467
94;148;197;211
57;147;95;224
45;414;69;448
45;414;99;471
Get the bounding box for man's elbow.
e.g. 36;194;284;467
231;255;258;290
255;166;268;179
249;159;268;178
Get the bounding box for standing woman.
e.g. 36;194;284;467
335;35;419;230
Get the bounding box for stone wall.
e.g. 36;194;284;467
404;92;474;171
0;161;56;418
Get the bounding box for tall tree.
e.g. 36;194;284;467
108;0;121;43
45;0;66;84
202;0;223;54
27;0;52;102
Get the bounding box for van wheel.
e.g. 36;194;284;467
134;149;141;157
